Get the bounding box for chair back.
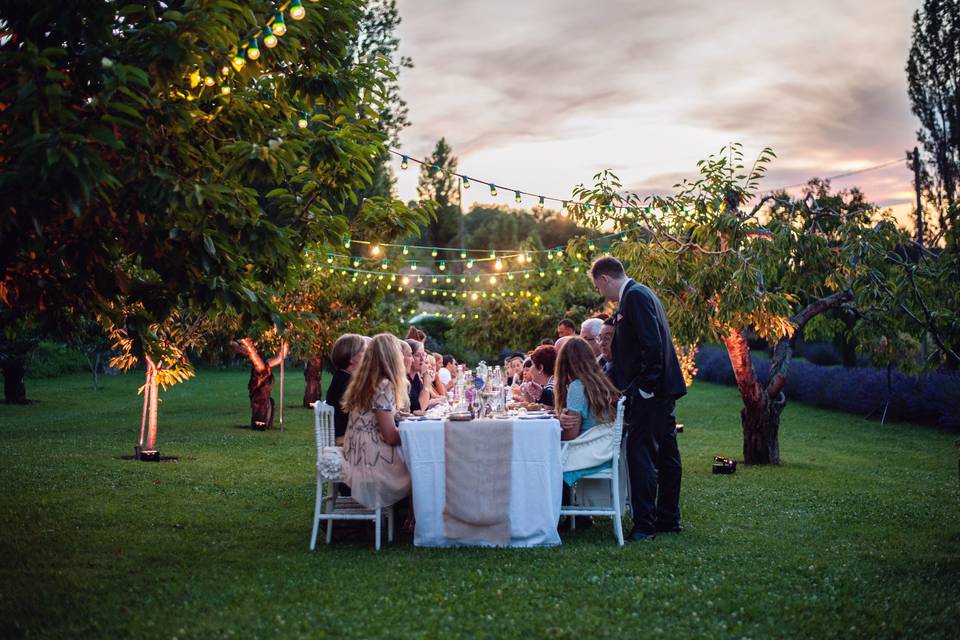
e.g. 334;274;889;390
610;396;627;467
313;401;336;453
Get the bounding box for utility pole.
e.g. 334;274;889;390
913;146;924;246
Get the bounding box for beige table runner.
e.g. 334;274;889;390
442;419;513;545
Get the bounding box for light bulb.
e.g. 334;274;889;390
220;65;230;76
246;38;260;60
343;235;351;248
400;156;408;170
515;191;522;204
220;85;231;95
462;176;470;189
410;260;417;271
561;201;569;217
272;12;287;35
381;259;389;270
466;259;474;269
460;251;467;259
297;117;308;129
489;276;497;285
517;253;525;264
203;76;215;87
494;258;503;271
289;0;306;20
431;249;438;257
402;245;409;255
263;27;278;48
489;184;497;197
433;164;443;179
352;257;360;268
231;54;245;71
326;253;334;263
371;244;381;256
439;261;446;271
538;196;545;209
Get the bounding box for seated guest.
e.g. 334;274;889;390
505;354;524;386
557;318;576;338
438;354;458;391
325;333;366;444
511;357;533;400
340;333;412;509
554;336;622;484
598;317;616;379
521;344;557;407
426;352;446;399
404;338;434;413
580;317;604;363
554;335;573;354
539;338;555;346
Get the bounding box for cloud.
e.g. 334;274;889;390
393;0;923;226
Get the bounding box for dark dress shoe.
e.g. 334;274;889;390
627;530;655;542
655;524;683;534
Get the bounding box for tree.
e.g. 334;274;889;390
0;0;398;351
107;311;206;459
573;146;912;465
907;0;960;251
416;138;462;254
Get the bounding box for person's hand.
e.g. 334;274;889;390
521;381;543;402
559;410;582;431
511;383;523;398
423;369;435;385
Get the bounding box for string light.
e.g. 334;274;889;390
262;26;278;48
203;76;215;87
220;85;231;95
272;11;287;35
297;115;308;128
371;243;381;256
231;52;245;71
289;0;306;20
462;176;471;189
433;164;443;179
400;156;409;170
246;37;260;60
342;235;351;248
439;261;446;271
494;258;503;271
514;191;522;204
490;184;497;197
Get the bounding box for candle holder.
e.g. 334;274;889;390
712;455;736;474
135;445;160;462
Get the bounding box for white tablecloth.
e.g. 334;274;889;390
399;417;562;547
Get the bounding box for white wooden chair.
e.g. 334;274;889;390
310;401;394;551
560;396;629;545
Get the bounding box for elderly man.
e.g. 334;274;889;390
598;317;615;375
580;317;604;363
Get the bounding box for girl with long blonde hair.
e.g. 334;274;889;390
340;334;411;509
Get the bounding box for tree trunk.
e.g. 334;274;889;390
144;357;159;450
247;365;275;430
721;290;853;465
1;358;28;404
721;329;783;465
303;355;324;407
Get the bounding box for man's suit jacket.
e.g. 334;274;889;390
612;279;687;400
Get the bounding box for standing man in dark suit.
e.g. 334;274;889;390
589;256;686;542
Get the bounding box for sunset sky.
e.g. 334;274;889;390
391;0;922;227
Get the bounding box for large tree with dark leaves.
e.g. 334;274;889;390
907;0;960;250
0;0;396;350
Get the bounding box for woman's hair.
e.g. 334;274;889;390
405;326;427;342
554;337;620;422
404;338;423;355
529;344;557;375
342;334;410;413
330;333;365;371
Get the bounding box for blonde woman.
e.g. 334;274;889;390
554;337;622;485
340;334;412;509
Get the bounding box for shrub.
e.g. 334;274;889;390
26;341;86;379
695;345;960;428
801;342;842;366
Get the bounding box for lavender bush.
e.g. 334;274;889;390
695;346;960;428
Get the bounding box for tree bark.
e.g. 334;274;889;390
1;358;29;404
722;290;853;465
232;338;285;430
303;355;324;408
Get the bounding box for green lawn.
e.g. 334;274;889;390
1;370;958;639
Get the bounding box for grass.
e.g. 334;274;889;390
1;370;958;639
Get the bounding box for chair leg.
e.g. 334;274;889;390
387;507;395;543
374;508;382;551
310;478;323;550
611;476;624;546
325;481;338;545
